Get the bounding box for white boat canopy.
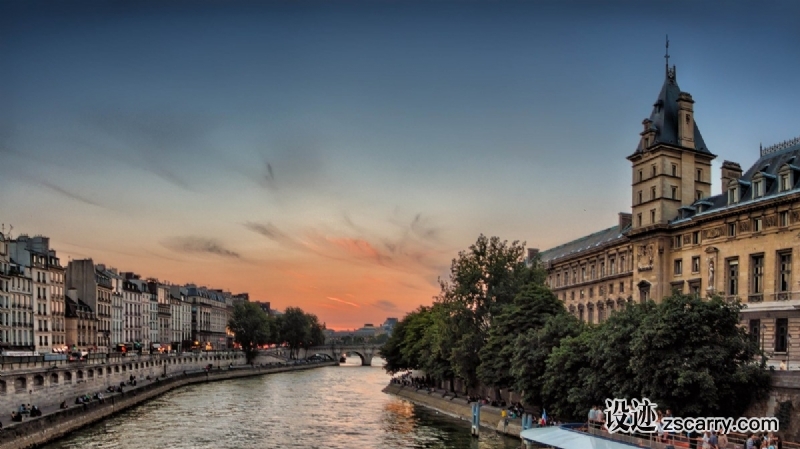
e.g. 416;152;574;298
520;425;642;449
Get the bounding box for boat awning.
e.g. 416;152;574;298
520;425;640;449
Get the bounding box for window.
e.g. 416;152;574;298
580;289;585;299
775;318;788;352
696;168;703;182
696;190;703;200
753;180;763;198
753;217;763;232
778;251;792;293
749;319;761;346
609;257;616;275
674;236;682;249
671;186;677;199
609;283;614;294
590;265;596;280
726;258;739;296
638;191;643;204
651;186;656;200
620;282;625;293
637;213;642;227
781;173;791;191
780;211;789;227
691;256;700;273
671;164;677;177
650;209;656;224
688;280;701;297
728;223;736;237
588;288;594;298
728;187;739;204
674;259;683;275
692;231;700;244
638;170;643;182
581;267;586;281
751;254;764;294
651;165;656;177
600;262;605;277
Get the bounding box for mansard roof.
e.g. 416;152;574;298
671;137;800;223
540;224;630;264
634;67;710;155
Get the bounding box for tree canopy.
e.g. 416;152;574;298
228;301;273;364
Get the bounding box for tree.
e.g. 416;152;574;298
541;329;597;421
228;302;273;364
478;283;565;392
512;312;583;408
279;307;311;359
382;313;412;374
630;294;770;416
305;313;326;348
438;235;531;390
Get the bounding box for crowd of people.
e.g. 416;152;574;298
10;403;42;422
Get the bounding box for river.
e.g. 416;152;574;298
42;357;521;449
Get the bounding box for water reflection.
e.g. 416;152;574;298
43;359;520;449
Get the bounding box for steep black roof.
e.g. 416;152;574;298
634;67;710;154
540;224;630;263
672;137;800;223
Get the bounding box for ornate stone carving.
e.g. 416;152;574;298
637;244;654;272
702;226;725;240
791;210;800;224
683;234;691;244
738;220;750;233
765;214;777;228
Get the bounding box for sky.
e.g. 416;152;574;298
1;1;799;329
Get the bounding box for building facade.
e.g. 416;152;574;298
537;63;800;367
65;260;113;352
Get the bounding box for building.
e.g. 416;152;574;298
536;60;800;366
121;276;144;349
252;301;271;316
5;235;66;353
65;260;113;352
169;286;192;352
381;317;398;336
2;235;34;351
186;285;231;350
103;267;124;348
64;289;97;352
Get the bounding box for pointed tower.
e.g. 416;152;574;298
627;52;716;232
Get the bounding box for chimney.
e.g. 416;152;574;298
618;212;632;231
527;248;539;262
720;161;743;194
677;92;695;149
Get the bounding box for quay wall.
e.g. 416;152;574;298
382;384;523;439
0;361;337;449
0;352;246;413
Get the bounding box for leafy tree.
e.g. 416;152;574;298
630;294;770;417
279;307;311;359
382;314;412;374
228;301;273;364
439;235;531;390
478;283;565;392
305;313;326;348
512;312;583;408
541;328;597;421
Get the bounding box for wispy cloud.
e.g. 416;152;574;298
410;213;441;242
38;181;106;208
372;299;398;312
326;296;360;308
243;221;311;253
162;236;240;259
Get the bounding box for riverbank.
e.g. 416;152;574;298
1;361;337;449
382;384;523;439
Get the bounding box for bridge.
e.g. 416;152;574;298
303;344;382;366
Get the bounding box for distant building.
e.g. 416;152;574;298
381;317;398;336
252;301;271;316
65;289;97;353
65;259;113;352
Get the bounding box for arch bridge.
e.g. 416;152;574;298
303;344;382;366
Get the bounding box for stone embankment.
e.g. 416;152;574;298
1;360;337;449
382;384;523;439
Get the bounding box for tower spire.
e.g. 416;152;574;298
665;34;670;76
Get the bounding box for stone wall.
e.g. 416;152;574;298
382;384;523;438
0;361;337;449
0;352;246;414
744;371;800;442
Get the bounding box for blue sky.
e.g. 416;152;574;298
1;0;799;328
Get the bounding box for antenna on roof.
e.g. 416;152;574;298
8;224;12;239
665;35;670;75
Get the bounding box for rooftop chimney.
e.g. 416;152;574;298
618;212;632;231
721;161;743;194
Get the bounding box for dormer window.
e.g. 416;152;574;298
728;187;739;204
752;180;763;198
781;173;791;191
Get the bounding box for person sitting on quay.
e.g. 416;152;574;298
60;401;68;410
17;404;28;415
29;406;42;418
10;412;22;422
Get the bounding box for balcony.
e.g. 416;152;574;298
748;294;764;303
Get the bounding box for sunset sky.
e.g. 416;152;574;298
1;1;799;329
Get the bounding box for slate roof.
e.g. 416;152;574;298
540;224;630;263
672;137;800;223
634;67;711;154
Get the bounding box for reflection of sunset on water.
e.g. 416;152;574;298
382;400;417;435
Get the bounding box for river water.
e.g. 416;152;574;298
42;358;520;449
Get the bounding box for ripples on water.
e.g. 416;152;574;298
43;358;520;449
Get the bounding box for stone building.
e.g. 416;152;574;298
186;285;230;350
537;62;800;367
65;259;113;352
64;289;97;352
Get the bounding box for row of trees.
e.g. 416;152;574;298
229;303;326;363
382;235;771;420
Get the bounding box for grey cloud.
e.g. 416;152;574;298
410;213;441;242
243;221;311;253
162;236;240;259
373;299;399;312
39;181;107;209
